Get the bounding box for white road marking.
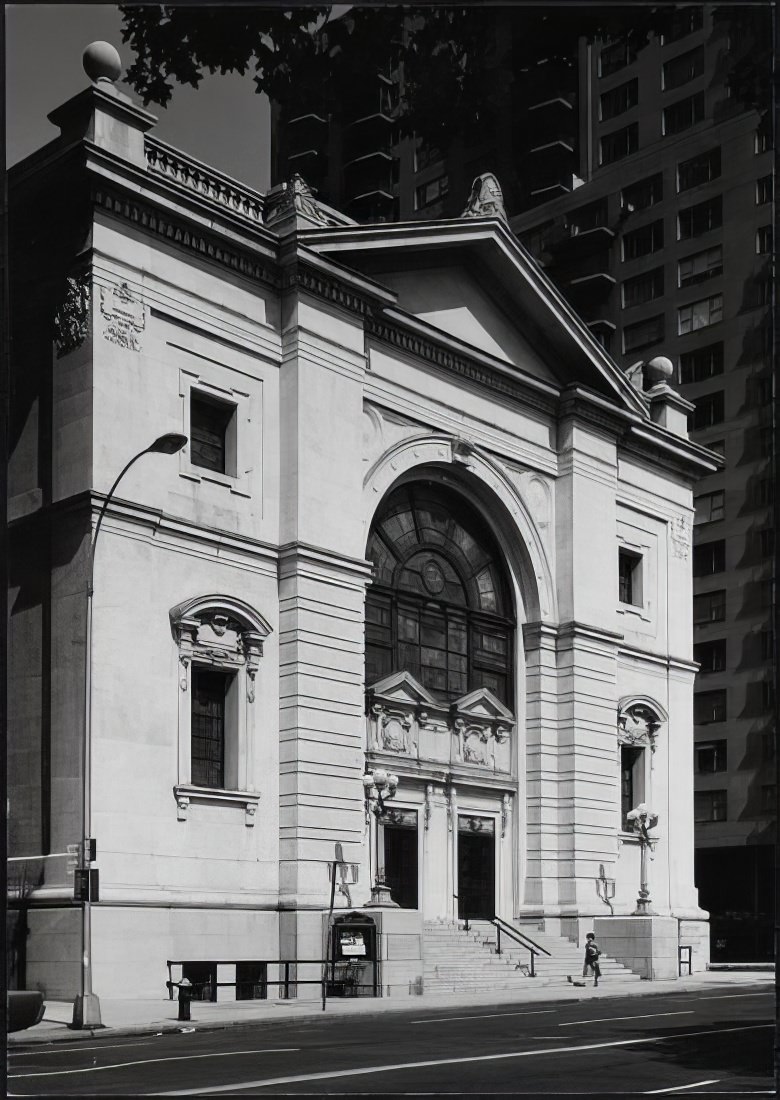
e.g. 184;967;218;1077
646;1081;719;1094
558;1011;693;1027
412;1009;556;1024
156;1023;773;1095
8;1048;299;1079
10;1040;163;1057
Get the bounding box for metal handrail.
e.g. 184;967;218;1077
166;958;378;1002
490;915;551;978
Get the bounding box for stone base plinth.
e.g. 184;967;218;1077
594;916;679;980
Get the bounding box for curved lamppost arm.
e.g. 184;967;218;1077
73;433;186;1029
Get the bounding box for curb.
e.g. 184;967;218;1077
8;975;774;1047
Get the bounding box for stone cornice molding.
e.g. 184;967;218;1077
278;541;374;585
617;643;699;673
556;621;625;647
366;311;559;418
622;424;720;481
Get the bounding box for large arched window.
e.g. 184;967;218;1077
366;482;515;707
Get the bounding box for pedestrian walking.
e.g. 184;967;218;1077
582;932;601;987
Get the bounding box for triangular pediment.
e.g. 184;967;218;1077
452;687;514;722
367;671;439;708
300;220;650;418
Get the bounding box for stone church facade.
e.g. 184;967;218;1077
7;58;715;1001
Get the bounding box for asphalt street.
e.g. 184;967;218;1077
7;984;774;1096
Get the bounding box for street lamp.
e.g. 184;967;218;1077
72;433;187;1028
627;803;659;916
362;769;399;908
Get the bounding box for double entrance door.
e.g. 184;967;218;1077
380;809;497;918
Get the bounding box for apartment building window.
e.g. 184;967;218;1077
622;267;664;308
694;790;727;823
663;45;705;90
415;175;449;210
678;196;722;239
761;785;776;814
599;39;637;77
757;477;774;507
623;314;664;353
690;390;724;431
762;731;776;762
621;174;663;212
693;589;726;624
678;342;723;383
760;529;775;558
756;226;773;254
695;740;727;773
693;539;726;576
694;490;725;524
663;92;705;135
678;246;722;288
694;689;727;724
662;7;704;44
600;123;638;165
678;294;722;335
190;392;237;475
756;175;773;204
600;78;638;121
677;148;721;192
694;639;727;673
618;548;643;606
623;220;664;259
753;277;773;309
760;627;775;661
568;199;608;233
760;427;774;457
755;128;772;154
520;220;554;258
763;680;775;709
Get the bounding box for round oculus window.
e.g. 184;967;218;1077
421;559;446;595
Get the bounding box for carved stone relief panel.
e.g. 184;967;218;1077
100;282;146;351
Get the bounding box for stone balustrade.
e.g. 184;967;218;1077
145;138;265;225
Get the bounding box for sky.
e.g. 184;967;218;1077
6;4;272;190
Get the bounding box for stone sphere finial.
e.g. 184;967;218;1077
83;41;122;85
645;355;674;385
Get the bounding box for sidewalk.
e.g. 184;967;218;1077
8;969;774;1046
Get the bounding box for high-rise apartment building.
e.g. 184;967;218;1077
272;5;775;962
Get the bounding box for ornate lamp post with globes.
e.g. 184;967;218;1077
73;431;187;1028
627;803;659;916
362;769;399;907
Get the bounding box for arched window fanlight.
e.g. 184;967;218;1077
366;482;515;706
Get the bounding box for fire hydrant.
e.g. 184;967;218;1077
177;977;192;1021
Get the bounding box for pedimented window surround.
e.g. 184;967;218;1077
366;671;515;776
170;595;272;823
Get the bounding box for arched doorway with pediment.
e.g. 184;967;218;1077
364;475;528;924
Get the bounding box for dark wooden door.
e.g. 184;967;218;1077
457;828;495;920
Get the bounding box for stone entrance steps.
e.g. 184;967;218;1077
423;920;641;993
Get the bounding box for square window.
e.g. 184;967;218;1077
756;175;773;204
756;226;773;254
693;589;726;624
695;740;727;773
618;548;643;606
678;246;722;288
599;38;637;78
678;294;722;335
677;148;720;192
693;539;725;576
694;789;727;822
622;220;664;260
663;92;705;135
694;638;727;673
622;267;664;308
679;196;722;240
600;78;638;121
690;391;725;432
621;174;663;212
190;392;237;475
694;689;727;724
663;45;705;91
623;314;665;354
694;490;725;525
678;343;724;384
600;123;638;165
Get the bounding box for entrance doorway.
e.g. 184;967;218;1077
383;809;419;909
457;815;495;920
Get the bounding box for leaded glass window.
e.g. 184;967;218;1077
366;483;514;706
